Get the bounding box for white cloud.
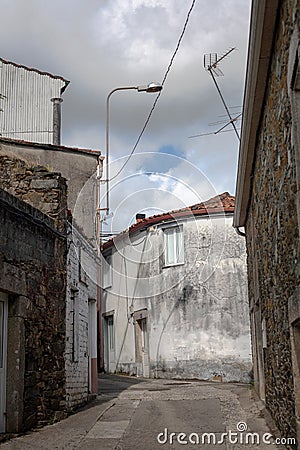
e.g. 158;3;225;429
0;0;251;230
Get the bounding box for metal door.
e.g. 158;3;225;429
0;292;8;433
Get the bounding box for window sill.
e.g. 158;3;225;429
162;262;184;269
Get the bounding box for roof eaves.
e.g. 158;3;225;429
102;194;235;252
234;0;280;227
0;137;102;158
0;58;70;87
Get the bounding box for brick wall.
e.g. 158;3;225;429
246;0;300;445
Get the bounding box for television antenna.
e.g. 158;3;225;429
196;47;240;141
189;111;241;138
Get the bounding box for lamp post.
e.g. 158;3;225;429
97;82;162;371
104;82;162;216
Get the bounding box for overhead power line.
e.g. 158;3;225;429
110;0;197;181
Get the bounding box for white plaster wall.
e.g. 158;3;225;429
65;225;98;409
102;214;252;382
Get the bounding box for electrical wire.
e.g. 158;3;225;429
110;0;197;182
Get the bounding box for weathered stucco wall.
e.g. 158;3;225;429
102;214;251;382
245;0;300;446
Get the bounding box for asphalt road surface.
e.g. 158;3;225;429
1;375;283;450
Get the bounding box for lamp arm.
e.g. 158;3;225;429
105;86;138;214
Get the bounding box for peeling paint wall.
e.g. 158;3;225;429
102;214;252;382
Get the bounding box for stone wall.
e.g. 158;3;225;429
0;154;68;431
245;0;300;446
0;187;67;431
0;152;67;232
0;138;102;242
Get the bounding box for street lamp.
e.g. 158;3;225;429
104;82;162;216
96;82;162;371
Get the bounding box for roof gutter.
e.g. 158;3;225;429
233;0;280;228
102;208;235;251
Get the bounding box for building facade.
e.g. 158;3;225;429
0;155;68;433
0;144;101;432
234;0;300;447
102;193;252;383
0;58;103;433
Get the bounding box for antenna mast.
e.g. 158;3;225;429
204;47;240;141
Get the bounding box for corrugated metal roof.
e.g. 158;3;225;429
0;58;69;84
0;58;69;144
102;192;235;251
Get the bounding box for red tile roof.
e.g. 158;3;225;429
102;192;235;251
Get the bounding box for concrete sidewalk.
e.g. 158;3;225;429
0;396;115;449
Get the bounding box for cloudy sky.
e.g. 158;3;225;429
0;0;251;233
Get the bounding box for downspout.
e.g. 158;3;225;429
233;226;246;237
96;159;104;373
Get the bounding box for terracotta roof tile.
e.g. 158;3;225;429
102;192;235;251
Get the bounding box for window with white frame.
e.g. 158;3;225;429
107;316;115;351
164;225;184;266
103;253;112;288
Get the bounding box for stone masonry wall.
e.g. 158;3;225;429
0;152;67;232
245;0;300;446
0;154;68;431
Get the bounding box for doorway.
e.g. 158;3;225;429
0;292;8;433
134;310;150;378
88;299;97;393
104;315;115;373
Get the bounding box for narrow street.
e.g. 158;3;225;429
0;374;282;450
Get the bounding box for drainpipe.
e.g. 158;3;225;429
96;160;104;373
51;97;63;146
233;226;246;237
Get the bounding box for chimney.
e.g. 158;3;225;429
51;97;63;146
136;213;146;223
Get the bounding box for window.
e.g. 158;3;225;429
107;316;115;351
164;226;184;266
103;254;112;288
70;289;79;362
78;245;88;285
